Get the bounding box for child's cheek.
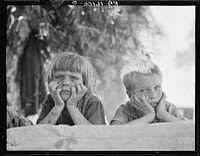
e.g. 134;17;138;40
135;92;147;101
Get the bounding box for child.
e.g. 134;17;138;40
111;58;189;125
36;52;106;125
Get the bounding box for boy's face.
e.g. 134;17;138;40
131;74;162;107
53;70;83;101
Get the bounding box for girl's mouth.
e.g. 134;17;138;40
60;90;71;94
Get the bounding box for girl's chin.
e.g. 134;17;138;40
60;92;70;102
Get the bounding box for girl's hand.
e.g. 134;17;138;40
131;93;155;116
48;81;65;108
66;84;88;107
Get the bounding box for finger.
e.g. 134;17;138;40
174;110;182;118
55;88;62;96
48;81;57;87
76;84;82;94
162;92;167;100
71;86;76;96
140;93;148;104
49;82;59;92
160;92;167;103
168;104;175;114
132;93;143;106
80;84;88;94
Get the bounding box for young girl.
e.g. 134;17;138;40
37;52;106;125
111;58;190;125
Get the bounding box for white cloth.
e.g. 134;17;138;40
7;122;195;151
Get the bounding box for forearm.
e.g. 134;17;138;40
67;105;92;125
157;111;186;122
37;106;64;125
125;113;155;125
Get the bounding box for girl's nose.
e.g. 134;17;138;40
61;78;70;86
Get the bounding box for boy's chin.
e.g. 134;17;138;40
150;102;158;107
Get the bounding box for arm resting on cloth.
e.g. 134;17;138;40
67;105;91;125
37;106;64;125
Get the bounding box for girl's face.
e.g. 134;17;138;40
131;74;162;107
53;70;83;101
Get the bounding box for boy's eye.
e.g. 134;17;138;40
155;86;161;90
140;89;147;93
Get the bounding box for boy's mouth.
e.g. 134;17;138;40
150;102;158;107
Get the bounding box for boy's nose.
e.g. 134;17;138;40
148;91;157;99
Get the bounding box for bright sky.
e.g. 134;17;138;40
146;6;195;109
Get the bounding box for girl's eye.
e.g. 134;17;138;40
71;77;78;82
55;76;63;81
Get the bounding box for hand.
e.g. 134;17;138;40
48;81;65;108
168;103;182;119
156;92;167;118
66;84;88;107
130;93;155;116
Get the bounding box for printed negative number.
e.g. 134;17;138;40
83;1;104;7
108;1;118;6
83;1;118;6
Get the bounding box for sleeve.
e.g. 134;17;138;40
36;94;55;124
110;105;129;124
84;99;106;125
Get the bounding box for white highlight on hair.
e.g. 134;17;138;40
120;59;156;80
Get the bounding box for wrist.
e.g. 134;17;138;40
52;105;64;116
66;101;77;106
66;104;78;108
54;104;64;110
147;112;155;120
156;109;167;119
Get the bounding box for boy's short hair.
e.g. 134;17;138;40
44;52;94;93
120;59;162;93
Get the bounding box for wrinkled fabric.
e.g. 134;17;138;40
17;30;47;117
7;122;194;151
7;106;33;129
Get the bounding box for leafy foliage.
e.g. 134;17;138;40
6;5;161;121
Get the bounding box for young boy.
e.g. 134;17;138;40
36;52;106;125
111;59;189;125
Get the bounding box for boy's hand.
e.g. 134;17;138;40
156;92;167;119
48;81;65;108
66;84;88;107
168;103;183;118
131;93;155;116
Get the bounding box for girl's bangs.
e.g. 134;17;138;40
53;56;83;74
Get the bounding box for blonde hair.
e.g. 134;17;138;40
120;59;162;93
44;52;94;93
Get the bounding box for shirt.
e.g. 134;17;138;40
111;100;185;124
36;93;106;125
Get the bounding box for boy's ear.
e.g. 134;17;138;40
126;91;131;98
